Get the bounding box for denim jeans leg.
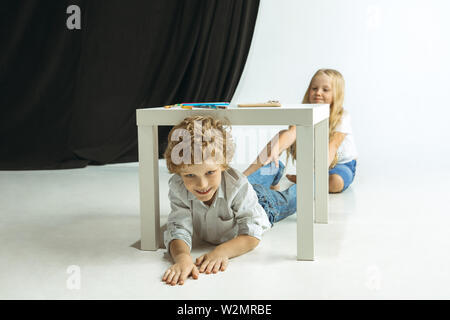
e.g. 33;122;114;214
272;183;297;222
252;182;297;224
247;161;286;188
252;184;277;225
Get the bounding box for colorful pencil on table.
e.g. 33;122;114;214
181;102;229;106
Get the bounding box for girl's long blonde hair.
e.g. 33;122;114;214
287;69;345;168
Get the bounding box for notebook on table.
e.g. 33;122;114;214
237;100;281;107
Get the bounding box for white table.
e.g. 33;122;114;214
136;104;329;260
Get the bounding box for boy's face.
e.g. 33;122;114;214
178;159;225;206
309;74;333;104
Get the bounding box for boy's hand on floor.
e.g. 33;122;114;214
195;250;229;274
162;256;199;286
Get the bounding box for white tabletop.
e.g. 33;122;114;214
136;104;329;126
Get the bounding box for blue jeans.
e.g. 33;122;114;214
247;161;297;225
328;160;357;192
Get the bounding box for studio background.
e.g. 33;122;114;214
3;0;448;173
0;0;260;169
231;0;450;179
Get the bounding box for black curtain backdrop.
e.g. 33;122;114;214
0;0;260;169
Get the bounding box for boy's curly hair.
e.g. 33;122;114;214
164;116;235;174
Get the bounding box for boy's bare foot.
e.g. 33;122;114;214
270;184;280;191
286;174;297;184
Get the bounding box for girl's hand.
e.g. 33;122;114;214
162;256;199;286
257;138;280;168
195;250;229;274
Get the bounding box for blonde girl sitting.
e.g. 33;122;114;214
243;69;358;193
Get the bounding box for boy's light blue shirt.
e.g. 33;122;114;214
164;167;271;251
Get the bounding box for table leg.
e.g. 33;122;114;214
296;125;314;261
138;125;160;250
314;119;329;223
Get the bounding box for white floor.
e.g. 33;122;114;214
1;157;450;300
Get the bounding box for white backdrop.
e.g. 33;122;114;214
231;0;450;174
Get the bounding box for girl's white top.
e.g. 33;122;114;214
335;109;358;164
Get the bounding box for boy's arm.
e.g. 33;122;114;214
195;178;268;274
195;235;260;274
214;234;260;259
169;239;192;262
163;177;198;285
162;239;199;285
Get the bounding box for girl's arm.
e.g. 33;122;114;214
243;126;297;176
245;127;347;179
286;131;348;184
195;235;260;274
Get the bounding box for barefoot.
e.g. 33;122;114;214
286;174;297;184
270;184;280;191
